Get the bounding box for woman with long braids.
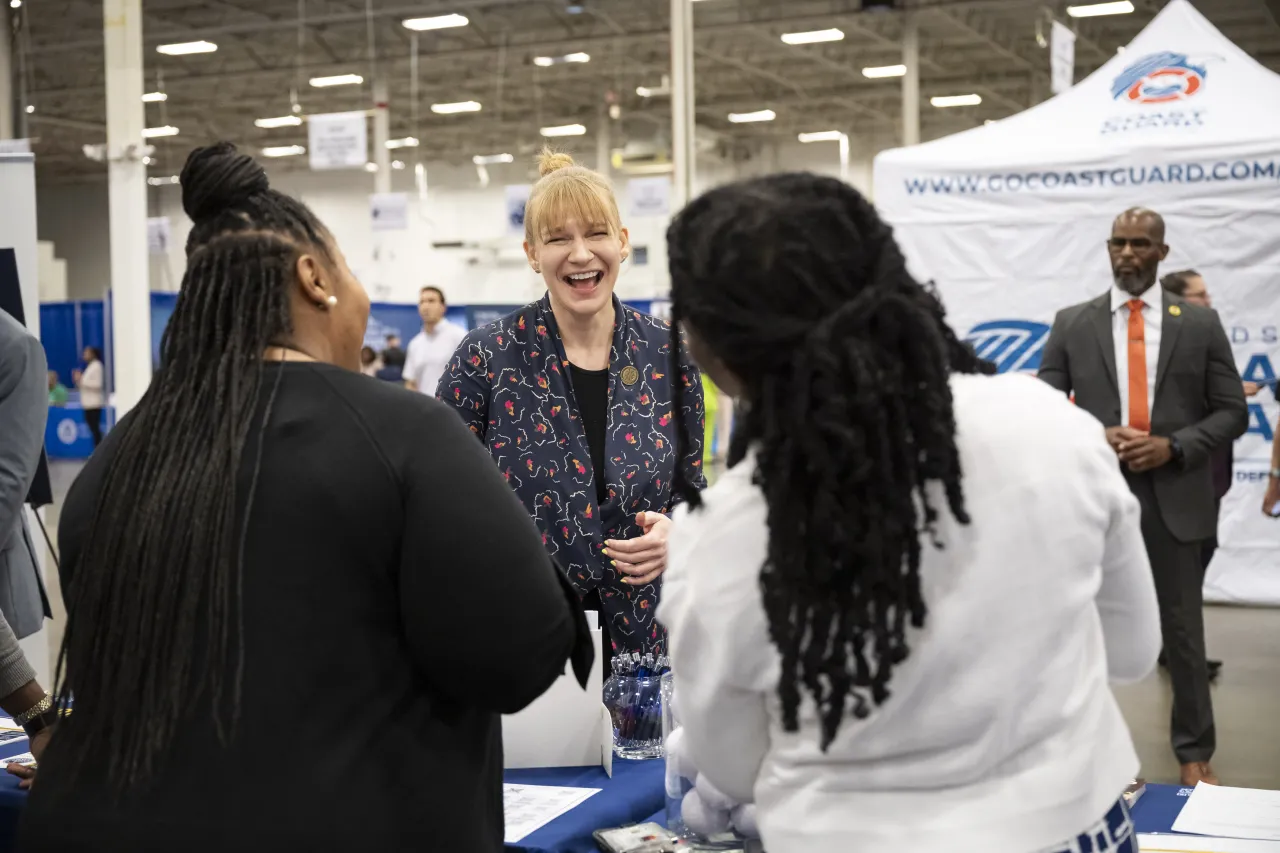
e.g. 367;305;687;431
658;174;1161;853
20;143;590;852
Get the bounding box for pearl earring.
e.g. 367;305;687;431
533;265;541;274
326;295;338;307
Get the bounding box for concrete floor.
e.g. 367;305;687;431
1114;604;1280;789
37;460;1280;789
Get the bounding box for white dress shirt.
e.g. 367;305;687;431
659;373;1160;853
1111;283;1161;426
404;319;468;395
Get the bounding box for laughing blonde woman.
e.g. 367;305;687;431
437;151;706;668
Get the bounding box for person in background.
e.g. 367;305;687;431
19;143;590;853
404;286;467;395
47;372;68;407
375;345;405;383
438;150;705;667
359;345;381;377
1262;419;1280;518
0;308;60;783
72;346;105;447
382;333;404;365
1159;269;1261;680
1039;209;1247;786
658;174;1160;853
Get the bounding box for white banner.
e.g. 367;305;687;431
370;192;409;231
307;111;368;171
1051;21;1077;95
627;176;672;218
875;0;1280;604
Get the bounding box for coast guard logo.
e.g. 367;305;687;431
965;320;1050;374
1111;52;1209;104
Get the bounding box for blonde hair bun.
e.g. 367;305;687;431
537;149;577;177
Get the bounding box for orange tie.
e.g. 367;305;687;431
1126;299;1150;432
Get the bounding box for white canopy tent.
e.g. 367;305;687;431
874;0;1280;605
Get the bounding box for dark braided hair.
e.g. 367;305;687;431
54;142;335;789
666;173;994;750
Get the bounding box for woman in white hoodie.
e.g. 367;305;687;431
658;174;1161;853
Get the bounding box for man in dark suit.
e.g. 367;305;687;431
1039;208;1247;787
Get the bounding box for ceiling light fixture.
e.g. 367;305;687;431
310;74;363;88
156;40;218;56
798;130;845;143
391;160;406;170
473;153;515;165
533;52;591;67
262;145;307;158
430;100;482;114
540;123;587;137
365;162;379;172
386;137;420;148
143;125;180;138
727;109;776;123
1066;1;1134;17
862;64;907;78
9;1;20;9
781;28;844;45
401;13;469;30
147;176;180;186
24;105;33;114
930;93;982;107
142;92;168;103
255;115;304;128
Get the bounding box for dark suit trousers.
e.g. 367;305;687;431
1127;471;1215;763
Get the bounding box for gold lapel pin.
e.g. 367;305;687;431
1169;305;1182;317
620;366;640;387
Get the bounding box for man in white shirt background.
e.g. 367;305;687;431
404;286;467;395
1039;208;1247;786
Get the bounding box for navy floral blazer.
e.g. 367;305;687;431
437;294;706;655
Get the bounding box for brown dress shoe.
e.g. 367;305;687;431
1181;761;1220;786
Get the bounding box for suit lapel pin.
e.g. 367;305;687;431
620;366;640;387
1169;305;1182;317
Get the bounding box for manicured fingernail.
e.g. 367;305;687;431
602;548;610;555
610;560;617;567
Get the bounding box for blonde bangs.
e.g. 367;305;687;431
525;169;621;244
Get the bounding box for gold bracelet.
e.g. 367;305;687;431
13;695;52;727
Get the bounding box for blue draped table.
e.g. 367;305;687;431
635;783;1200;846
0;747;1202;853
505;759;666;853
0;746;666;853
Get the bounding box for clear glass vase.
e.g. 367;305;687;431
602;672;665;760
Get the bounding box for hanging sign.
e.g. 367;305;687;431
627;176;672;218
146;217;171;255
506;184;532;235
1050;21;1077;95
307;111;368;171
371;192;409;231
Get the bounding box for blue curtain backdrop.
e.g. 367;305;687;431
40;294;658;391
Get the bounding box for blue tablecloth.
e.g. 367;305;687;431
0;749;665;853
0;751;1195;853
1130;782;1194;834
0;735;35;849
505;759;666;853
640;782;1197;847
